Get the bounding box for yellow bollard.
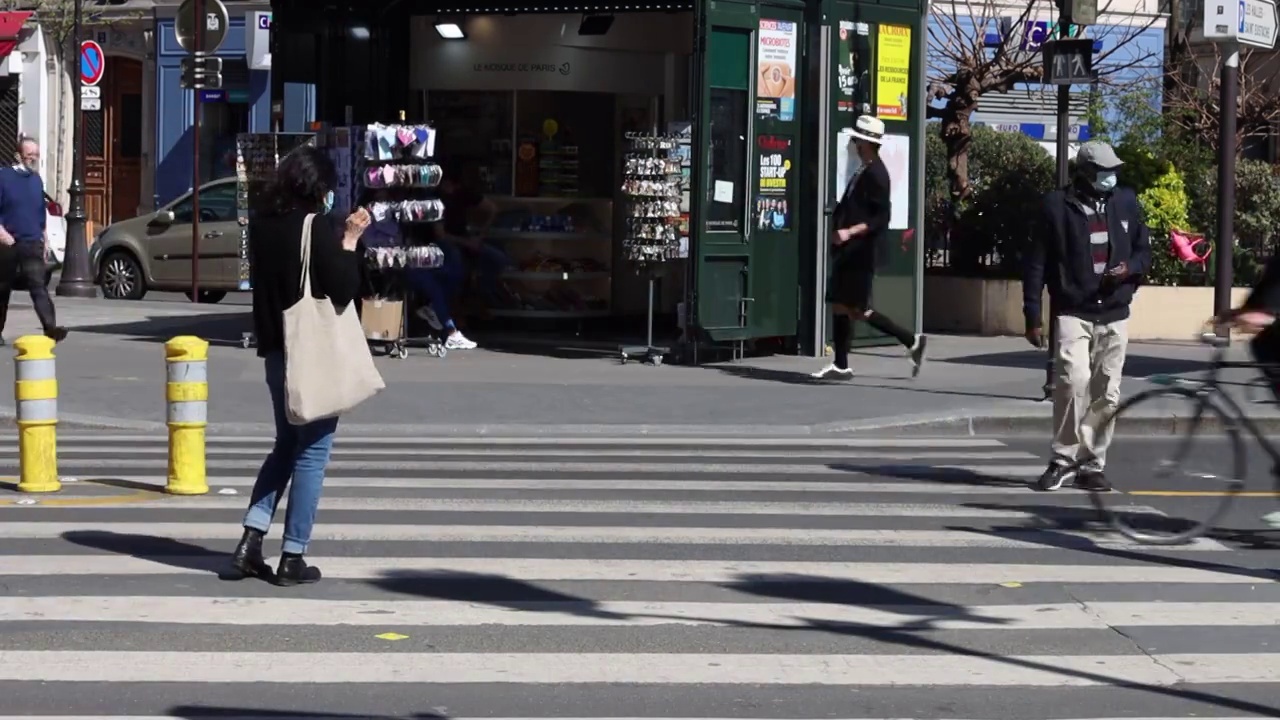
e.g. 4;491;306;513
165;336;209;495
14;335;59;492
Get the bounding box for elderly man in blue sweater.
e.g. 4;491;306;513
0;137;65;343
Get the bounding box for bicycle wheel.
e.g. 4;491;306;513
1087;385;1247;545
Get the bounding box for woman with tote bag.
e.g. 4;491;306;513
229;145;377;586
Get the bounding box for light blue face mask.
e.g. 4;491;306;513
322;190;335;213
1093;171;1118;193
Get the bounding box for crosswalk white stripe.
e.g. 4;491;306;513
2;597;1267;629
0;446;1040;460
2;497;1146;517
1;651;1273;685
0;435;1013;447
31;475;1071;494
0;460;1049;474
0;522;1226;550
0;556;1259;583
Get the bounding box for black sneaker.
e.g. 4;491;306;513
1034;462;1075;492
1076;470;1113;492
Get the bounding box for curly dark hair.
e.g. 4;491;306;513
260;144;337;216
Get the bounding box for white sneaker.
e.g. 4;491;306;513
810;364;853;380
445;331;477;350
415;305;444;331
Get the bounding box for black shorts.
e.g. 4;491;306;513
826;262;873;309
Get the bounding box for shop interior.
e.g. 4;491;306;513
405;9;695;346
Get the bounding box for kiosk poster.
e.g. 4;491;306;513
836;21;871;115
756;19;797;121
754;135;792;231
875;24;911;120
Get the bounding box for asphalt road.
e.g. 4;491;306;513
0;433;1276;719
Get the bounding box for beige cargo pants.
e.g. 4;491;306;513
1052;315;1129;471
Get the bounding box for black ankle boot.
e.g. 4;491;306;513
230;527;271;580
275;552;321;586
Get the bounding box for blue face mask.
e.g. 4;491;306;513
1093;171;1118;193
322;190;335;213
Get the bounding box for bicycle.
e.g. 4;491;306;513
1085;323;1280;545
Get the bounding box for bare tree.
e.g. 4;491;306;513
927;0;1162;202
1164;41;1280;154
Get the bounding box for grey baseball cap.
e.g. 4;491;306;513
1076;141;1124;170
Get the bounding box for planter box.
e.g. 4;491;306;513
924;275;1251;341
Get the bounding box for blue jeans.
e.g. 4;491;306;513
241;352;339;555
407;241;467;328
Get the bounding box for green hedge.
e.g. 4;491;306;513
927;124;1280;287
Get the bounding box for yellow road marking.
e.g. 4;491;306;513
1128;490;1280;497
0;477;173;506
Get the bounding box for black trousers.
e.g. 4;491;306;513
0;242;57;335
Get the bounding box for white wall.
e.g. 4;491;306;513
931;0;1168;27
408;13;692;95
15;25;49;179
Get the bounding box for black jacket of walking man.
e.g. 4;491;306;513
1022;140;1151;493
812;115;926;380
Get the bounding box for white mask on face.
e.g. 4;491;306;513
1093;170;1118;193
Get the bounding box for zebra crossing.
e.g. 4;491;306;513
0;433;1277;719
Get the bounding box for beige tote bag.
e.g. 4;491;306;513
283;213;385;424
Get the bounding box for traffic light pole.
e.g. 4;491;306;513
190;0;204;302
1044;1;1074;400
1214;43;1238;325
56;0;97;298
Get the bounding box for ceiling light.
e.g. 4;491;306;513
435;22;465;39
349;26;370;40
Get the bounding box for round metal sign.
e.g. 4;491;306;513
176;0;230;54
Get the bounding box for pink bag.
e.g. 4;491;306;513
1170;228;1211;267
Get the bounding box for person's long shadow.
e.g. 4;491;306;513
723;572;1279;716
367;570;628;620
168;706;447;719
827;462;1029;488
953;502;1280;581
60;530;243;580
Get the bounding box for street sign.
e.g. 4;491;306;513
1042;38;1096;84
80;85;100;99
82;97;101;111
180;55;223;89
176;0;230;54
1202;0;1279;48
79;40;105;86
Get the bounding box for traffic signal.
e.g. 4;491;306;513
1062;0;1098;25
180;55;223;89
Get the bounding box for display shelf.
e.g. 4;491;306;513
490;309;611;319
503;271;610;281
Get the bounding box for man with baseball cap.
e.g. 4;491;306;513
1022;140;1151;492
812;115;927;380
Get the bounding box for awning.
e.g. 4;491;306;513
0;11;32;62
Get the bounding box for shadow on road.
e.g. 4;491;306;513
368;569;629;620
60;530;243;580
169;707;447;719
71;312;251;347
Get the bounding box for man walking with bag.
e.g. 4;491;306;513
0;137;66;344
1023;141;1151;492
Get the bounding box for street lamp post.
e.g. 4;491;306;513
56;0;97;298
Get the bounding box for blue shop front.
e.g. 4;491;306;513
153;10;273;207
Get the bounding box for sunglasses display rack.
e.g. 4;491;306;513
348;121;448;359
619;132;683;366
234;131;319;349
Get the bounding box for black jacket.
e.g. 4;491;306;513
1023;184;1152;328
1244;253;1280;312
250;209;362;358
832;156;891;268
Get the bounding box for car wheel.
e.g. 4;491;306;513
184;289;227;304
99;250;146;300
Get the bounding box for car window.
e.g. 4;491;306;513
170;183;237;223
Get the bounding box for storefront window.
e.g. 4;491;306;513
514;90;615;199
705;87;747;232
199;100;250;183
428;91;514;194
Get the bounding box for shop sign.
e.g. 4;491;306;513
756;19;797;121
836;21;871;114
875;25;912;121
412;44;664;95
754;135;792;231
246;11;271;70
